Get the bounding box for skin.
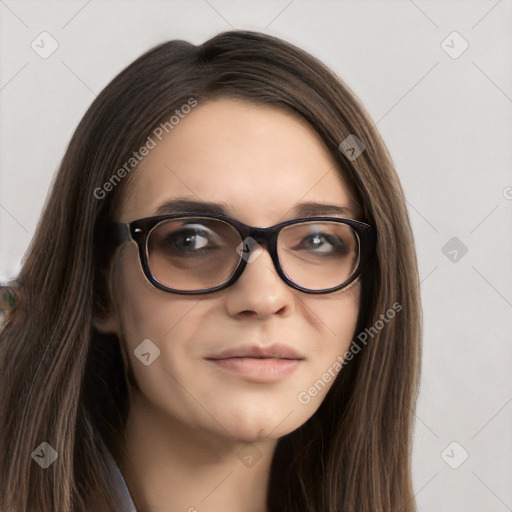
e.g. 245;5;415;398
95;97;361;512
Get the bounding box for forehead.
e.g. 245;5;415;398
121;97;356;224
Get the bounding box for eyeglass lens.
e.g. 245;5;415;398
146;217;360;291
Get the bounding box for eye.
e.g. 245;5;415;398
299;231;345;254
167;228;211;252
156;223;221;256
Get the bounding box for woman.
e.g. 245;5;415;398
0;30;421;512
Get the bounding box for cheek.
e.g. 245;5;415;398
111;245;216;424
303;281;360;352
297;284;360;403
112;243;198;342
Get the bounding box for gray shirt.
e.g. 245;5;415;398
104;449;138;512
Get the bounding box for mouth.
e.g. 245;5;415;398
204;343;305;383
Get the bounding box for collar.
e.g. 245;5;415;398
104;448;138;512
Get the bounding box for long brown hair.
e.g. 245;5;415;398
0;30;421;512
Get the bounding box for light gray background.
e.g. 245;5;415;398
1;1;511;510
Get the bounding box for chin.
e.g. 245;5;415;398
216;401;316;443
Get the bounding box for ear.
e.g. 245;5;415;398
93;308;120;335
93;264;121;335
93;238;132;336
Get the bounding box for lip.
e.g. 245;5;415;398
205;343;305;383
206;343;305;360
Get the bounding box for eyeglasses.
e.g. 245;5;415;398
111;213;376;295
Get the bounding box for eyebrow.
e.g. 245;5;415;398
154;198;355;220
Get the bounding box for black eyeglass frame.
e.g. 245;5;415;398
111;212;377;295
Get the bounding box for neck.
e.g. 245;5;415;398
119;391;277;512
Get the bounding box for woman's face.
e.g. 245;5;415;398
102;97;361;443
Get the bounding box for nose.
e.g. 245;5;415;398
223;242;295;319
